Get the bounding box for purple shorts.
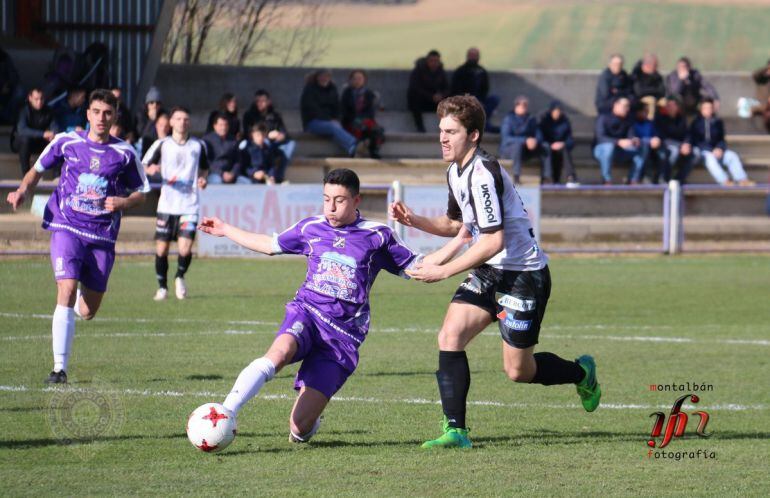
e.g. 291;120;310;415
50;230;115;293
277;301;361;400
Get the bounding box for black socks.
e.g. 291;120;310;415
436;350;471;429
176;253;192;278
155;255;168;289
530;352;585;386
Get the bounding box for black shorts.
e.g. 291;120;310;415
451;264;551;349
154;213;198;242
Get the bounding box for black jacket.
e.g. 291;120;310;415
595;68;633;114
450;60;489;99
340;86;377;128
539;112;574;148
688;116;727;151
16;104;56;138
631;61;666;100
407;57;449;104
242;104;290;140
594;113;636;144
654;113;688;142
203;131;241;176
300;82;341;128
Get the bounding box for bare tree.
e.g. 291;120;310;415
225;0;282;66
278;1;330;67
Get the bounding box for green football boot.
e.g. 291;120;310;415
575;354;601;412
421;417;472;449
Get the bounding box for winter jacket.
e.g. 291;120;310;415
594;113;636;145
500;112;540;148
654;113;689;142
340;87;378;128
450;60;489;99
595;68;633;113
242;104;290;140
538;108;574;148
203;131;241;176
300;82;341;128
407;57;449;104
688;116;727;151
16;104;56;138
631;61;666;100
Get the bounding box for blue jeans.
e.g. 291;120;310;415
306;119;357;156
593;142;644;183
700;149;747;184
208;172;251;184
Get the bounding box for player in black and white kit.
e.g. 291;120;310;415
142;106;208;300
391;95;601;448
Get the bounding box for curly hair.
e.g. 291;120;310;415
436;95;486;144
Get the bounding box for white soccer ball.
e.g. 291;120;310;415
186;403;237;453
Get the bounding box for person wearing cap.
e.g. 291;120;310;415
538;100;577;186
499;96;545;184
136;86;166;155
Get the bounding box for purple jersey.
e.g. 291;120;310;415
271;213;418;344
34;131;150;245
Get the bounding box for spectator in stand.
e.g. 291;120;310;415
300;69;357;157
750;95;770;134
539;100;577;186
341;69;385;159
451;47;500;132
52;87;87;133
593;97;644;185
243;89;295;176
595;53;633;114
407;49;449;132
499;96;545;184
655;96;695;183
632;101;666;183
203;112;247;184
631;53;666;119
751;58;770;95
136;86;165;155
0;47;25;125
666;57;719;116
688;98;753;186
111;87;136;143
15;88;57;176
155;111;170;140
240;123;285;185
206;92;240;140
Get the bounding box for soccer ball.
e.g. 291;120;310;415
186;403;237;452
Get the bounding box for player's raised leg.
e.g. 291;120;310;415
222;334;297;414
422;302;492;449
154;238;170;300
288;386;328;443
174;235;194;299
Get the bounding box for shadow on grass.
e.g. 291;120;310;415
185;374;224;381
0;431;267;450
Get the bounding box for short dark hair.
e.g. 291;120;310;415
323;168;360;197
701;97;715;106
255;89;270;98
212;111;229;125
88;88;118;110
437;95;486;144
427;49;441;58
250;123;269;135
28;87;43;96
169;106;190;118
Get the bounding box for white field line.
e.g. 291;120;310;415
0;384;765;412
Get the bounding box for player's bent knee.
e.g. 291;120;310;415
504;364;534;383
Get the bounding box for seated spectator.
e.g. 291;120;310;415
631;53;666;119
243;89;295;174
111;87;136;143
0;47;25;125
451;47;500;132
341;69;384;159
52;87;87;132
666;57;719;116
499;96;544;184
595;53;633;114
593;97;643;185
539;100;577;186
240;124;285;185
632;101;666;183
655;96;695;183
203;113;248;184
136;86;166;155
748;95;770;135
751;58;770;93
407;49;449;132
14;88;57;175
688;98;753;186
206;92;240;140
300;69;357;157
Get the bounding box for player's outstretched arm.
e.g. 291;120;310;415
408;230;503;283
389;201;462;237
105;191;146;212
198;217;276;255
6;168;43;211
422;225;472;265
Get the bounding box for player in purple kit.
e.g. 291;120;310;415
198;168;418;442
6;89;150;384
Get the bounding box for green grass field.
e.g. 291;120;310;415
1;255;769;496
199;1;770;71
